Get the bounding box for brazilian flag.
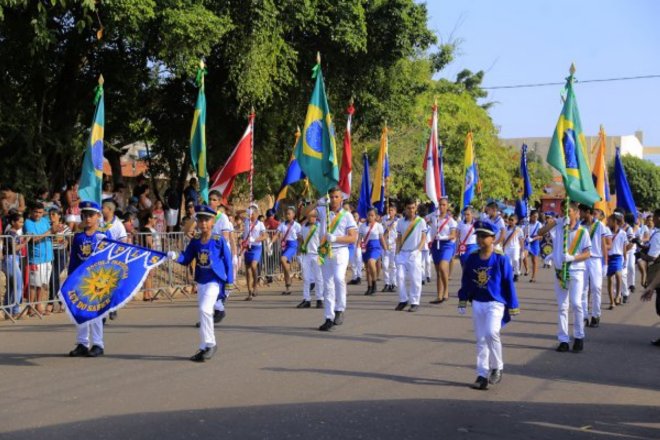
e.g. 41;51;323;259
547;67;600;206
294;61;339;195
190;62;209;203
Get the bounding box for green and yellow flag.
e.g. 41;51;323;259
190;60;209;203
294;55;339;195
547;65;600;206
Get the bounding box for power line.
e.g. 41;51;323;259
482;74;660;90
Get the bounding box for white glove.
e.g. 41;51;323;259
167;251;178;260
458;307;466;315
563;253;575;263
249;236;256;243
437;234;449;241
326;233;337;243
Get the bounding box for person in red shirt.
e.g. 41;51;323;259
264;209;280;230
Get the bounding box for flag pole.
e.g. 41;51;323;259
561;63;576;287
249;107;255;208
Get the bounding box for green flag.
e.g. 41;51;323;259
546;67;600;206
294;61;339;195
190;62;209;203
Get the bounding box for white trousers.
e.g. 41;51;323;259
351;246;363;280
472;301;505;378
76;318;104;348
397;250;422;305
625;251;636;295
554;273;585;342
421;249;432;279
302;253;323;301
322;247;349;320
583;257;603;318
504;248;520;276
198;282;219;349
382;249;397;285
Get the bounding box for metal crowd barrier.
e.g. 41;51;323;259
1;229;301;322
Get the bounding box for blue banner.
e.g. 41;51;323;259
59;239;166;325
614;147;637;221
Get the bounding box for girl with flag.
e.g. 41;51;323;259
273;207;302;296
429;198;457;304
456;206;478;267
359;208;388;295
522;210;542;283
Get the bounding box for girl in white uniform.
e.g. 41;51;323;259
502;214;524;281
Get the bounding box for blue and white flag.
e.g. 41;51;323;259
59;239;166;325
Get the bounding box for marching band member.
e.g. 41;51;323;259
456;206;478;267
273;207;302;296
523;210;542;283
169;206;233;362
429;198;457;304
395;199;427;312
242;204;267;301
298;209;323;309
381;204;399;292
579;204;610;328
359;208;388;295
458;220;519;390
502;214;524;282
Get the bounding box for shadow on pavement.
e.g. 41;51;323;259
2;399;659;440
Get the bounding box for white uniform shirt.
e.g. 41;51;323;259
526;220;542;240
316;205;357;250
582;219;607;258
624;224;638;253
101;217;127;241
639;224;650;241
552;218;591;271
381;215;399;248
457;221;476;246
277;220;302;242
359;222;384;242
300;223;321;254
212;211;233;236
430;212;457;241
503;226;523;252
244;220;266;242
396;216;427;252
648;228;660;259
608;229;627;256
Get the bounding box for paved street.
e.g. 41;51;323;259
1;265;659;440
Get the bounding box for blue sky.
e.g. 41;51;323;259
425;0;660;145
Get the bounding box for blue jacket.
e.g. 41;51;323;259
177;235;233;287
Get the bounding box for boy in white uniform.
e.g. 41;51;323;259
482;202;507;251
395;199;427;312
317;188;358;331
539;201;591;353
622;213;639;302
348;211;364;285
298;209;323;309
502;214;524;282
579;204;610;328
381;205;399;292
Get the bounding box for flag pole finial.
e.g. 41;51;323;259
349;96;354;106
316;51;321;65
569;63;576;75
199;59;205;70
98;74;104;85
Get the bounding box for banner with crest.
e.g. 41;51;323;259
59;238;166;325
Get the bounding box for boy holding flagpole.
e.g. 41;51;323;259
395;199;427;312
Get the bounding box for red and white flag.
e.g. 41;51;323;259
423;103;442;207
210;113;254;202
338;102;354;200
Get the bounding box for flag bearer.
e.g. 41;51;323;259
579;204;610;328
458;220;519;390
381;204;399;292
502;214;524;282
298;208;324;309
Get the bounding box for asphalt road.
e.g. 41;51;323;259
1;264;659;440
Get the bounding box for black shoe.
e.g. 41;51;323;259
590;317;600;328
371;283;377;295
69;344;89;357
355;277;362;285
214;310;225;324
572;338;584;352
391;285;397;292
513;275;519;282
296;300;311;309
333;311;344;326
622;296;628;304
316;300;323;309
381;284;390;292
651;338;660;347
347;279;358;285
318;319;334;331
471;376;489;390
408;304;419;313
395;302;408;311
488;369;502;384
584;318;589;328
109;311;117;320
87;345;104;357
202;345;217;360
426;277;431;283
556;342;570;352
190;349;206;362
364;286;373;296
102;318;107;325
629;286;635;293
310;283;315;291
422;280;426;285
